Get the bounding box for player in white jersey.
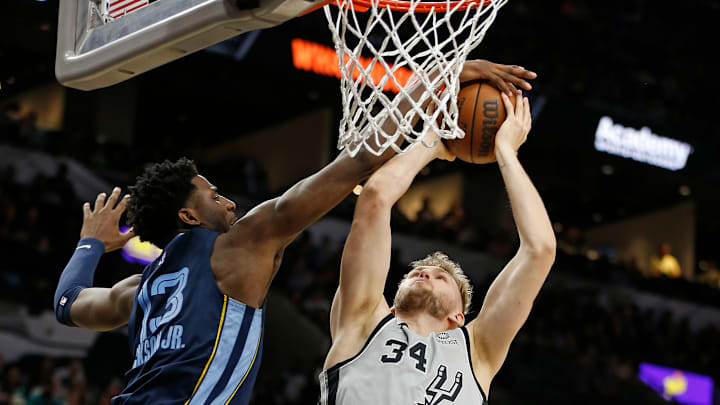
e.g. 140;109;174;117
320;89;556;404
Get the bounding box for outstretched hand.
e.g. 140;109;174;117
459;60;537;97
80;187;135;252
434;137;456;162
422;128;456;162
494;91;532;155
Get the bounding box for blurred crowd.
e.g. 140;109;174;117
494;281;720;405
0;355;125;405
0;162;82;315
2;150;720;403
0;103;48;151
3;101;720;403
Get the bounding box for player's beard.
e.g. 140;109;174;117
393;282;451;319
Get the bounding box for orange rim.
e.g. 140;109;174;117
299;0;489;15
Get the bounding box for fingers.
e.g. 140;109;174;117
505;73;532;91
90;187;128;215
121;227;136;242
489;71;515;97
523;96;532;130
514;91;524;118
114;193;131;215
508;65;537;79
94;192;107;212
498;80;516;98
500;66;535;91
501;92;515;116
83;202;91;219
105;187;122;210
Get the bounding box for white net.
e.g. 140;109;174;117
324;0;507;156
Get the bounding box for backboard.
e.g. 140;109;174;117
56;0;319;91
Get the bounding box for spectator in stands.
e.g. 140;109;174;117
439;200;467;242
26;379;61;405
1;365;27;405
0;166;20;198
0;102;22;144
19;112;45;149
416;196;434;223
97;378;123;405
58;359;87;405
309;235;333;270
47;163;76;211
487;229;514;260
650;242;682;278
696;260;720;288
557;225;586;257
414;196;437;236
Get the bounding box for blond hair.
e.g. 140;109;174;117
408;251;473;314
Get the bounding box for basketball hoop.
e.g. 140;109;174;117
323;0;507;156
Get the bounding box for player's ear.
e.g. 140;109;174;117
450;312;465;327
178;208;200;226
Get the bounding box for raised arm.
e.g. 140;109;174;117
227;61;537;252
54;188;138;331
468;92;556;381
328;134;453;340
227;66;448;251
230;148;392;250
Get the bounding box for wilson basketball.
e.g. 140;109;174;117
445;81;514;164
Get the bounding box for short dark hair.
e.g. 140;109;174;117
127;158;198;247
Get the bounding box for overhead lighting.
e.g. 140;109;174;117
679;185;691;197
601;164;614;175
119;226;161;265
353;184;363;196
291;38;414;94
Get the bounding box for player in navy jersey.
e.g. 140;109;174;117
52;61;537;405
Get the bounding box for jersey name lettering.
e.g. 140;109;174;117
132;268;189;368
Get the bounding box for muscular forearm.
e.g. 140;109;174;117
267;71;446;243
495;145;555;253
364;67;443;156
70;274;140;331
363;140;438;205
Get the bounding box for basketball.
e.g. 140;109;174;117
444;81;514;164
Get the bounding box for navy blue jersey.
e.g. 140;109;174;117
113;227;264;405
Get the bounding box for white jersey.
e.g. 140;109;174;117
319;314;488;405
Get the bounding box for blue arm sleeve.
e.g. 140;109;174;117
53;238;105;327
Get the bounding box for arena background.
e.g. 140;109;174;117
1;0;720;404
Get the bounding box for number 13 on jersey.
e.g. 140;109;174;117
133;268;189;367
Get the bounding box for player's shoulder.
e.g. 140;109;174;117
214;213;281;259
325;312;395;371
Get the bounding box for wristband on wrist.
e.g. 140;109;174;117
53;238;105;327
